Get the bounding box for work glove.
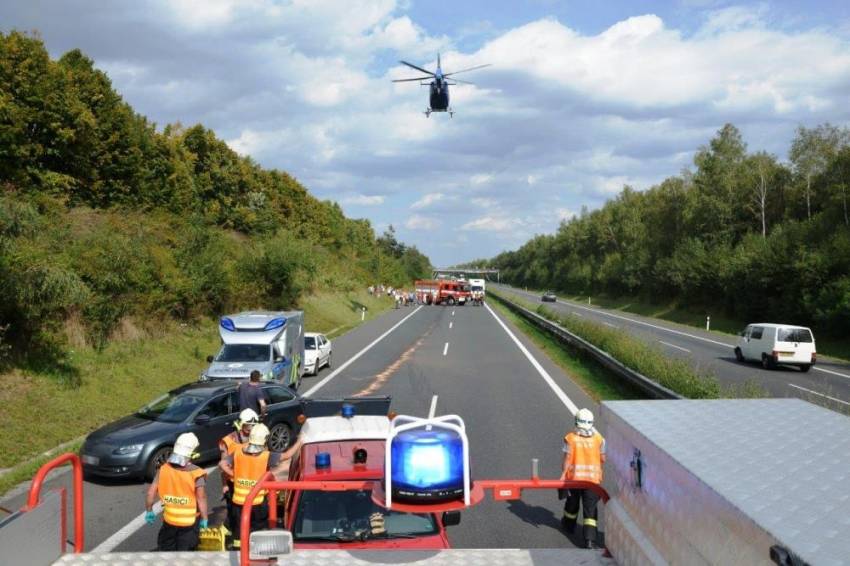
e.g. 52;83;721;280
144;510;156;525
199;518;209;529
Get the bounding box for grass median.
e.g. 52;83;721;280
489;297;643;401
490;291;765;400
0;289;393;495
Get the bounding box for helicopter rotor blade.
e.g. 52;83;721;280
444;63;492;77
451;78;476;85
392;76;434;82
399;60;435;76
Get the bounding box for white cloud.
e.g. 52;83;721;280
410;192;446;209
342;194;385;205
405;214;441;230
556;208;577;221
462;216;521;232
470;173;493;185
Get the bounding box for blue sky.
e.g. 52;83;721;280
2;1;850;266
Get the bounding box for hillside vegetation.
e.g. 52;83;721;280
479;124;850;339
0;30;430;375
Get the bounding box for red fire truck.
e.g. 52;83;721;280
435;280;470;306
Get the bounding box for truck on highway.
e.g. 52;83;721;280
435;279;470;306
468;278;485;306
201;310;306;389
414;279;440;305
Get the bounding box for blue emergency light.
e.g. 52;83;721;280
315;452;331;469
263;317;286;331
220;317;236;332
390;428;465;502
341;404;355;418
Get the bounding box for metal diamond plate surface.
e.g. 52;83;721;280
54;549;616;566
601;399;850;566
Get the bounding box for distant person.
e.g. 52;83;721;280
560;408;605;549
238;370;268;419
145;433;208;551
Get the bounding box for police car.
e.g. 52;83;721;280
281;399;461;548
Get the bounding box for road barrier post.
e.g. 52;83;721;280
361;307;366;321
706;316;710;331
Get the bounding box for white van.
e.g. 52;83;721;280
734;323;816;372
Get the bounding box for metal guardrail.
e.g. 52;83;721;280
490;291;682;400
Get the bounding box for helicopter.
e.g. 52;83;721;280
392;53;490;117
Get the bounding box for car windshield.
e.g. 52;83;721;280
293;489;438;541
215;344;270;362
777;328;813;343
471;286;483;291
136;392;206;423
305;336;317;350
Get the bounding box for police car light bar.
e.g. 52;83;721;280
385;414;470;509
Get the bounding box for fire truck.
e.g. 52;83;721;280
435;280;470;306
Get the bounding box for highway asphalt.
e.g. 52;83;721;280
2;301;600;552
493;284;850;411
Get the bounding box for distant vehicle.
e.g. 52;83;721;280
734;323;816;371
304;332;332;375
81;381;302;480
414;279;440;304
392;53;490;117
469;278;485;306
436;280;470;306
202;311;305;389
541;291;557;302
284;398;460;548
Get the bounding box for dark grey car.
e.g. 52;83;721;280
541;291;557;302
80;380;303;481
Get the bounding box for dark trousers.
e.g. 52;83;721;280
157;522;199;551
563;489;600;543
230;501;269;546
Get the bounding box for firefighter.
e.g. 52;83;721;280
219;423;303;549
561;408;605;549
219;409;260;535
144;432;208;551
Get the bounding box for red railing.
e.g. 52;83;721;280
239;474;609;566
23;452;85;553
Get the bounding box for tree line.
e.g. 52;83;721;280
0;31;430;367
481;123;850;335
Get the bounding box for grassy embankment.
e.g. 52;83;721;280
489;290;765;401
0;290;392;497
513;286;850;361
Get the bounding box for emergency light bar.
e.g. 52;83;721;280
385;414;470;508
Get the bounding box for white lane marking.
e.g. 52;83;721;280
523;288;850;380
788;383;850;407
511;287;734;348
427;395;439;430
813;366;850;380
660;340;691;353
603;322;618;329
302;306;423;397
443;342;449;356
452;310;455;316
92;464;217;553
484;302;578;415
449;321;453;329
571;312;583;317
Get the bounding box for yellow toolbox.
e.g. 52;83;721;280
198;525;230;551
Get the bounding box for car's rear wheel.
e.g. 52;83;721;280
326;353;332;369
799;364;812;373
146;446;172;481
734;347;744;362
312;359;320;375
761;354;776;370
268;423;292;451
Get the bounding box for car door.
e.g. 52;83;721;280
319;335;330;365
193;393;236;460
747;326;765;359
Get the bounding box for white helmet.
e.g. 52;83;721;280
168;432;200;465
238;409;260;428
245;423;270;454
575;408;594;432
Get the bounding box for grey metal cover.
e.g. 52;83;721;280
602;399;850;566
0;489;64;566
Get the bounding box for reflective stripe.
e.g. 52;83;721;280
564;511;578;519
583;518;597;527
564;431;604;484
232;450;270;505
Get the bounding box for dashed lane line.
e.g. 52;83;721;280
302;306;423;397
659;340;691;353
788;383;850;407
603;322;618;329
484;302;579;415
450;321;453;329
443;342;449;356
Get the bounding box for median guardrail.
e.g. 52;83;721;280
490;291;682;400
